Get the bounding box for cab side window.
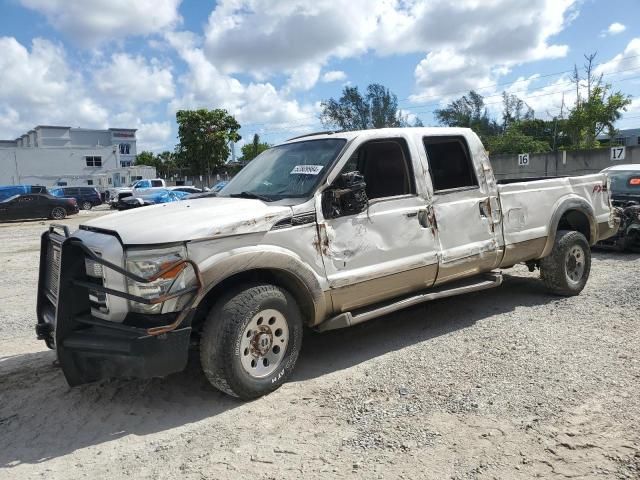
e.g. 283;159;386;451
342;138;414;200
423;136;478;191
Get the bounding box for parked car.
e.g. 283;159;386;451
37;127;617;399
0;184;48;202
168;186;203;194
210;181;228;193
117;189;192;210
107;187;133;209
597;164;640;251
49;186;102;210
0;193;78;221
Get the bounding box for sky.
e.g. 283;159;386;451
0;0;639;152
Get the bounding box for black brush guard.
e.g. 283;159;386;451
36;225;203;386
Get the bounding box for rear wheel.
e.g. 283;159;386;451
80;201;92;210
200;284;303;400
50;207;66;220
540;230;591;296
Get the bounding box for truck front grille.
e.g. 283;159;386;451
45;240;62;304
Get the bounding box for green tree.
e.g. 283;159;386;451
501;92;534;130
485;126;551;155
433;90;499;139
565;53;632;149
135;151;157;167
240;134;270;162
175;109;241;177
320;83;420;130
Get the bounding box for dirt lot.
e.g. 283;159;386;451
1;210;639;479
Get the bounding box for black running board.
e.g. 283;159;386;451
317;271;503;332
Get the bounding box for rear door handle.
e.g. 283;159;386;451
479;198;491;217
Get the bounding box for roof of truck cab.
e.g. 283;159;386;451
282;127;475;144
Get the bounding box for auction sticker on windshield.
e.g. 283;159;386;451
291;165;323;175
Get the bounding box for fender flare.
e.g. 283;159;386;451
540;194;597;258
191;246;328;326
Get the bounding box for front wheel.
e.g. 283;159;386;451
540;230;591;296
50;207;66;220
200;284;303;400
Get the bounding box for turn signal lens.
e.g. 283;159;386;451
629;178;640;186
157;262;186;279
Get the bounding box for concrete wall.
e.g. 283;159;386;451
491;146;640;180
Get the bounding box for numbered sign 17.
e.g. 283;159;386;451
518;153;530;166
610;146;625;161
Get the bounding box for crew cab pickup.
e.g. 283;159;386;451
36;128;618;399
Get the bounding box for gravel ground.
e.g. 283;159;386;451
0;211;639;479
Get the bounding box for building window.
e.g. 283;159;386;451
119;143;130;155
87;179;94;185
57;181;68;186
120;160;133;167
614;137;626;146
85;156;102;167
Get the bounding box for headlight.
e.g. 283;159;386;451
125;246;194;314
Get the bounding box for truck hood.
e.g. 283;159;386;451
81;197;292;244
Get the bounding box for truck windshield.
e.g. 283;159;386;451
609;171;640;195
220;138;346;201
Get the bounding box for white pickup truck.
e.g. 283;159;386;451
36;127;618;399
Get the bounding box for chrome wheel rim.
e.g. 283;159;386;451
239;309;289;378
81;201;91;210
52;207;65;219
565;245;585;285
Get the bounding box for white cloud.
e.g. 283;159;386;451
321;70;347;83
198;0;577;108
0;37;109;139
166;31;319;133
136;121;173;152
601;22;626;37
19;0;182;46
406;0;576;101
94;54;175;103
595;38;640;77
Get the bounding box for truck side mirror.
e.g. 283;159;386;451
322;171;368;219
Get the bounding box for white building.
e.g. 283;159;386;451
0;125;156;190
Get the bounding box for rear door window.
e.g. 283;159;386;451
423;136;478;192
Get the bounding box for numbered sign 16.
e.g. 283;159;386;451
518;153;530;166
610;146;625;161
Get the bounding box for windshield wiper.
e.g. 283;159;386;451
229;191;274;202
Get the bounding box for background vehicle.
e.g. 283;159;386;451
0;184;48;201
1;193;78;221
49;186;102;210
598;164;640;251
210;181;228;193
37;127;617;400
168;186;202;194
117;189;191;210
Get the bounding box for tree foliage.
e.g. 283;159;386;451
433;90;500;139
564;54;631;149
320;83;420;130
135;151;178;178
240;133;270;162
175;109;241;175
433;54;631;155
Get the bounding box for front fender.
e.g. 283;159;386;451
190;245;329;326
540;194;597;258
